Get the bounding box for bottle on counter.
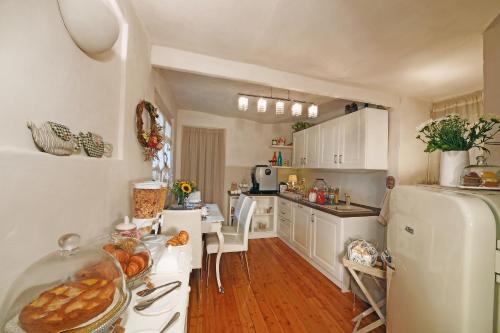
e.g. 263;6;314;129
271;152;277;166
334;188;340;204
277;151;283;166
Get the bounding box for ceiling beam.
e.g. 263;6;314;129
151;46;401;108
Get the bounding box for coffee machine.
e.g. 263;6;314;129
250;165;278;194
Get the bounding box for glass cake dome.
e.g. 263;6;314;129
91;234;153;290
0;233;130;333
460;156;500;189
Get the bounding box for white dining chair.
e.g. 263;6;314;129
163;209;202;293
222;195;251;235
205;200;257;286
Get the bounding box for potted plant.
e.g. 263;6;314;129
416;114;499;186
171;180;197;207
292;121;312;132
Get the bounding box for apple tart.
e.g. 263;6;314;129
19;278;115;333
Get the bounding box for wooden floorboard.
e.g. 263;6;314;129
188;238;385;333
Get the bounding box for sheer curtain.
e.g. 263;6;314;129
181;126;226;208
427;91;484;183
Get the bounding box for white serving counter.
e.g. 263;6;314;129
121;243;192;333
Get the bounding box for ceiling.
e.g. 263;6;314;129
157;69;350;124
132;0;500;102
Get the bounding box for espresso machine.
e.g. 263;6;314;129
250;165;278;194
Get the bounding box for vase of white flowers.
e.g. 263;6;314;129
439;151;470;186
417;115;499;187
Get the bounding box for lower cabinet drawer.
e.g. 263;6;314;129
278;200;292;220
277;216;291;240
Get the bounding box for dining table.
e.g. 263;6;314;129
202;203;225;293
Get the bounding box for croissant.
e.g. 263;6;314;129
178;231;189;244
126;261;140;277
103;244;116;253
136;251;149;263
112;249;130;264
129;255;146;271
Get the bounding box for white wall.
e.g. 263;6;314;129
0;0;157;306
389;97;432;185
484;14;500;165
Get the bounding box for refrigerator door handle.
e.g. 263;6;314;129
495;248;500;283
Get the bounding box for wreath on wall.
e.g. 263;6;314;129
136;100;164;161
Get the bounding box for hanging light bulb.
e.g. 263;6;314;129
238;96;248;111
291;102;302;116
275;100;285;115
308;104;318;118
257;98;267;112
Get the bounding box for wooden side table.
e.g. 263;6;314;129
343;257;387;333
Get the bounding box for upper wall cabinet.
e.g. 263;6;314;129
293;108;388;170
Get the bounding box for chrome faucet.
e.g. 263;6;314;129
345;193;351;206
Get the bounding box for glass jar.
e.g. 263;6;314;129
0;234;129;333
460;156;500;189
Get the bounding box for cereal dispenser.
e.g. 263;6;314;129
132;181;168;236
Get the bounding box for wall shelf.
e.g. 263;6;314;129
271;166;293;169
270;145;293;149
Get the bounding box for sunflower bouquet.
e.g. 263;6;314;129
171;180;197;206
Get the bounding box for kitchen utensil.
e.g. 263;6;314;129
134;281;182;312
137;281;181;297
160;312;180;332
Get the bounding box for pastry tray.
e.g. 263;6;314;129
5;286;131;333
458;185;500;191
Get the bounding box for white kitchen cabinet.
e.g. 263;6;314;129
292;130;306;167
338;111;363;169
277;216;292;241
277;196;384;291
305;125;320;168
311;107;388;170
311;210;342;281
227;195;277;239
319;119;341;168
291;203;312;257
277;198;293;242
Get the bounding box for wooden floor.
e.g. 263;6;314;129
188;238;384;333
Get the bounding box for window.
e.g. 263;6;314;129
152;110;173;186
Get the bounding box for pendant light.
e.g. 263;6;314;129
292;102;302;116
257;98;267;112
275;100;285;115
308;104;318;118
238;96;249;111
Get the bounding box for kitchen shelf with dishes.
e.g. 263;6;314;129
228;194;277;239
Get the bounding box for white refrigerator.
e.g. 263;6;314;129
387;185;500;333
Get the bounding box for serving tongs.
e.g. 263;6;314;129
136;280;181;297
134;281;182;311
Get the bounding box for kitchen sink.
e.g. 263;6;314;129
326;204;373;213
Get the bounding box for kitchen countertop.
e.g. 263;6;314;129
228;191;278;196
228;191;380;218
